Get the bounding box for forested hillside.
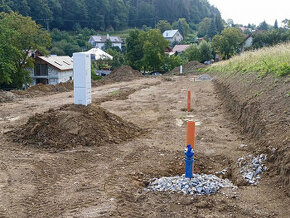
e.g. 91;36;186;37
1;0;220;31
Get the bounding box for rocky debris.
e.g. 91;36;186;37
215;168;228;176
240;144;248;148
238;154;267;185
9;104;143;150
196;74;212;81
146;174;236;195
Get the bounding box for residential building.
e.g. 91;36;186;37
163;30;183;44
84;48;113;60
30;56;73;85
172;44;190;54
88;34;122;49
244;34;253;49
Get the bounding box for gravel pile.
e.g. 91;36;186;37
146;174;236;195
238;154;267;185
196;74;212;81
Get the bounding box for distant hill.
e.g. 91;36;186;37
1;0;220;31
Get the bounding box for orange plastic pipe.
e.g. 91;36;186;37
186;121;195;149
187;121;195;173
187;90;191;112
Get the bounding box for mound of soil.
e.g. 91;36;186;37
213;73;290;194
106;65;143;82
93;66;143;87
0;90;17;103
167;61;205;75
13;80;73;97
10;104;142;149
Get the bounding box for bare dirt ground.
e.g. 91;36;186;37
0;76;289;217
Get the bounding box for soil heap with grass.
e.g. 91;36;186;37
167;61;205;75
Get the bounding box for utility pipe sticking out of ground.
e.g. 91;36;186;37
186;121;195;178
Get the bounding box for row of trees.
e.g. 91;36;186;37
251;29;290;49
1;0;220;31
0;12;51;89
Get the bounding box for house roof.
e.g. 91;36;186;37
172;45;190;53
90;35;122;43
37;56;73;71
84;48;113;60
163;30;179;38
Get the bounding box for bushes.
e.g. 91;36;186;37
182;40;213;63
251;29;290;49
163;55;183;72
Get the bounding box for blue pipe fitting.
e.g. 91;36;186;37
184;144;194;178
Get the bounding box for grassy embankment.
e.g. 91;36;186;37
203;42;290;77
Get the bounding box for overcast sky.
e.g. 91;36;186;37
208;0;290;26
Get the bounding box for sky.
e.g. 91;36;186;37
208;0;290;26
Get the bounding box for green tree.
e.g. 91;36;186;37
282;19;290;28
212;27;245;59
141;29;169;72
182;44;200;62
208;18;217;38
251;29;290;49
0;19;18;85
173;18;190;37
226;19;234;27
103;39;112;50
126;29;168;72
163;55;183;72
178;19;185;37
107;48;125;69
257;21;269;31
274;19;278;29
215;14;224;34
126;29;145;71
0;12;51;88
198;17;211;37
156;20;171;33
198;40;213;62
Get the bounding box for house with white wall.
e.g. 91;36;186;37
244;34;253;49
163;30;183;44
88;34;122;49
30;56;73;85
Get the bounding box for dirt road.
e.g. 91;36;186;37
0;76;289;217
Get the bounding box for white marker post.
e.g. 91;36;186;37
180;65;183;74
73;52;92;106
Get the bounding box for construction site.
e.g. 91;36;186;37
0;61;289;217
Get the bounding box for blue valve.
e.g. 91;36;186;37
184;144;194;178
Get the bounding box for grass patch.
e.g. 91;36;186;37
110;90;121;96
202;42;290;77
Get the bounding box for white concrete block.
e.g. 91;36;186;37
73;52;92;106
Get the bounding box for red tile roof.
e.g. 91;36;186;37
172;45;190;53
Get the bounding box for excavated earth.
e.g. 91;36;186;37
9;104;143;150
167;61;205;75
0;74;289;217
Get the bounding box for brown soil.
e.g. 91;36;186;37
12;80;74;97
0;90;17;103
167;60;205;75
213;73;290;194
94;65;143;87
10;104;142;150
0;76;289;217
